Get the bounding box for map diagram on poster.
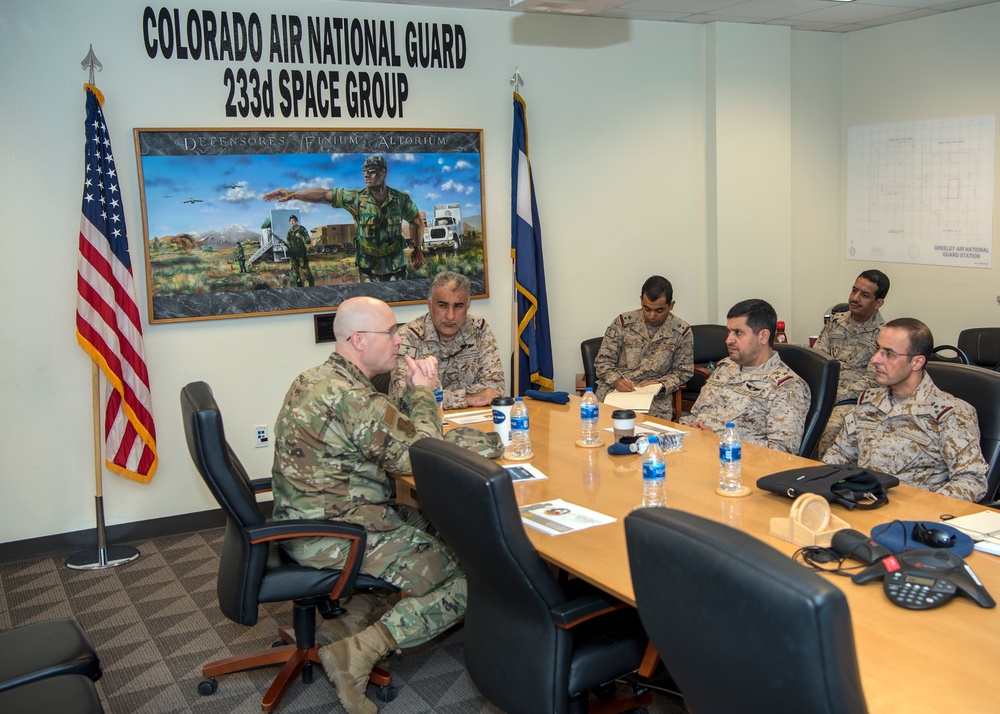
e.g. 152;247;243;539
847;115;995;268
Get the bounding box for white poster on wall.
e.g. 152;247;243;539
847;115;995;268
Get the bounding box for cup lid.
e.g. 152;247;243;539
491;396;515;406
611;409;636;419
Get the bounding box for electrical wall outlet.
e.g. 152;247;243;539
254;425;269;448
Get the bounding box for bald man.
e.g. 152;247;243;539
271;296;465;714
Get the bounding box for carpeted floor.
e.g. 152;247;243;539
0;527;685;713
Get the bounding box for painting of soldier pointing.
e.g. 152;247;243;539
134;129;487;323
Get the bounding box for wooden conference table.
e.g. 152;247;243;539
396;397;998;713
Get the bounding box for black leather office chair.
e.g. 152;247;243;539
928;344;971;364
180;381;397;711
370;371;391;394
625;508;868;714
409;438;651;714
0;619;101;692
680;324;729;413
826;302;849;318
580;336;603;391
958;327;1000;371
773;343;840;459
0;675;104;713
923;362;1000;504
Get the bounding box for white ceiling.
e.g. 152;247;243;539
347;0;999;32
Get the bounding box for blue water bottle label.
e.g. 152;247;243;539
512;415;528;430
720;443;741;463
434;389;443;404
642;461;665;481
581;403;599;419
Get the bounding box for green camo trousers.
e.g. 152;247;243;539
285;505;466;649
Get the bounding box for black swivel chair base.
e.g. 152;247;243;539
198;597;393;712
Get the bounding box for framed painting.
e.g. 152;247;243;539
133;128;487;323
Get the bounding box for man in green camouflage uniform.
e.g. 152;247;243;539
824;318;987;502
682;299;810;454
234;240;247;272
594;275;693;421
284;215;315;287
389;271;505;409
264;155;425;282
814;270;889;456
271;296;461;714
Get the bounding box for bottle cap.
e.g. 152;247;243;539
725;422;735;428
777;320;786;329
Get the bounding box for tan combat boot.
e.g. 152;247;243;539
318;621;397;714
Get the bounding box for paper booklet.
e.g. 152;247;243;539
445;409;494;425
519;499;616;536
601;383;662;413
941;511;1000;556
503;463;548;482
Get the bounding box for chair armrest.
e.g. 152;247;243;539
246;519;368;600
693;365;712;379
250;478;272;494
551;592;630;629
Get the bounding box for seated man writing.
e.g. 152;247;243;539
389;271;505;409
593;275;693;421
271;296;466;714
823;317;988;502
681;298;810;455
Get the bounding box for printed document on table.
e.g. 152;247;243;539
603;421;688;437
503;463;548;482
446;409;494;425
942;511;1000;556
519;499;615;536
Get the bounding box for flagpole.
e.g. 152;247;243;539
66;48;140;570
510;67;524;395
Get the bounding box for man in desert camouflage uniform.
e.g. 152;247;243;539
682;299;810;454
264;155;425;282
389;271;505;409
284;215;315;287
271;296;461;714
594;275;693;421
824;318;988;502
815;269;889;456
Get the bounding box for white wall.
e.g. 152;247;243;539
1;0;996;544
841;3;1000;342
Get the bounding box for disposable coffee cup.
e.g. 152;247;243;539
808;335;819;348
492;396;515;446
611;409;637;440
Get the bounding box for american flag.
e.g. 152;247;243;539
76;85;157;483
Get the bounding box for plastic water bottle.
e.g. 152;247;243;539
719;422;742;492
642;437;666;507
510;397;531;457
580;388;600;445
630;434;683;454
433;381;444;424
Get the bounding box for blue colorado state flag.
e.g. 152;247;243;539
511;92;554;394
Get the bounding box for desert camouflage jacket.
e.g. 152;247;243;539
824;372;988;502
814;310;884;403
682;351;811;455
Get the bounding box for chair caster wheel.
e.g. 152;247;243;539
198;677;218;696
272;640;285;647
302;662;314;684
378;684;399;702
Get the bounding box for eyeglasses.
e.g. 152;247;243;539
874;347;917;360
353;328;396;338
